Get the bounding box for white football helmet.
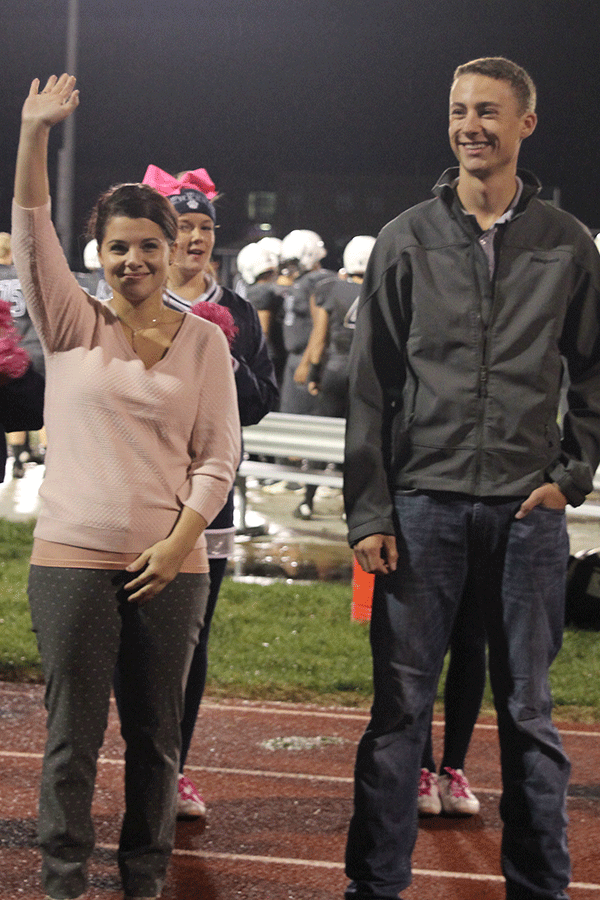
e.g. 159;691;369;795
257;236;283;261
83;239;101;271
280;230;326;273
342;235;376;276
253;238;281;278
236;243;258;285
236;240;280;285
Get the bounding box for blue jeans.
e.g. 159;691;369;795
345;492;571;900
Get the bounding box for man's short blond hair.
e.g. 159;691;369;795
452;57;537;114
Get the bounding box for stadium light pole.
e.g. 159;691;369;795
55;0;78;264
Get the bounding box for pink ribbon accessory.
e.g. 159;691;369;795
0;300;30;379
190;301;238;350
142;165;217;200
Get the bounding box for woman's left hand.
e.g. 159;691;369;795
123;539;187;603
123;506;207;603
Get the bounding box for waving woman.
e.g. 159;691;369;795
12;75;240;900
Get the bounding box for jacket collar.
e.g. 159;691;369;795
433;167;542;218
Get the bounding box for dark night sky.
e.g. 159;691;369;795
2;0;600;253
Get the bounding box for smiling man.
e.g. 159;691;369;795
343;57;600;900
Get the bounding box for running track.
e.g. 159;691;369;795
0;682;598;899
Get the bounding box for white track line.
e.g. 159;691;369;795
203;703;600;738
1;749;596;890
202;701;371;721
2;690;599;737
95;843;600;891
3;750;587;801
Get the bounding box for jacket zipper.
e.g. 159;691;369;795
473;244;496;492
479;363;488;398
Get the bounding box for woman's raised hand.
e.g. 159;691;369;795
22;74;79;128
15;74;79;207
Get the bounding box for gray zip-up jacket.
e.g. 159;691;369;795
345;168;600;547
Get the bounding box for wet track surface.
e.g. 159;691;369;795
1;464;600;898
1;682;599;900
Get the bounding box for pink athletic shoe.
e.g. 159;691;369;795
177;773;207;819
438;767;480;816
417;767;441;816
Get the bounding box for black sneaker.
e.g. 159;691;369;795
293;502;313;520
28;448;46;465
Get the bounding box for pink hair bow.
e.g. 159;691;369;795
142;164;217;200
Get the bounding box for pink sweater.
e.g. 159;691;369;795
12;201;240;555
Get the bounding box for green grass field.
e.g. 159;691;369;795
1;520;598;719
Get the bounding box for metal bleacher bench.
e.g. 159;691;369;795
235;411;600;530
236;412;346;531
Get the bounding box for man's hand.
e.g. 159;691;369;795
515;482;568;519
353;533;398;575
294;358;309;384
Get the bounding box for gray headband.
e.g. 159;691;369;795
168;189;216;223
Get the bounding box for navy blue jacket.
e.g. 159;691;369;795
219;286;279;426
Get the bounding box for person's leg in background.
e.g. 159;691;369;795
176;555;228;817
437;579;487;814
176;490;236;819
417;583;487;816
294;364;346;520
7;430;27;477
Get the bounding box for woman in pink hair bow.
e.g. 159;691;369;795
135;164;279;821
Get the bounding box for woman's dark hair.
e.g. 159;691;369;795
86;183;179;247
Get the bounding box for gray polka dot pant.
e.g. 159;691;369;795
28;565;209;900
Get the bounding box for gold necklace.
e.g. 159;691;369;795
109;305;180;342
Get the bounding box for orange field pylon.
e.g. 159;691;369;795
351;557;375;621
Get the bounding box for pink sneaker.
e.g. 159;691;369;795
177;773;207;819
438;767;480;816
417;768;441;816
